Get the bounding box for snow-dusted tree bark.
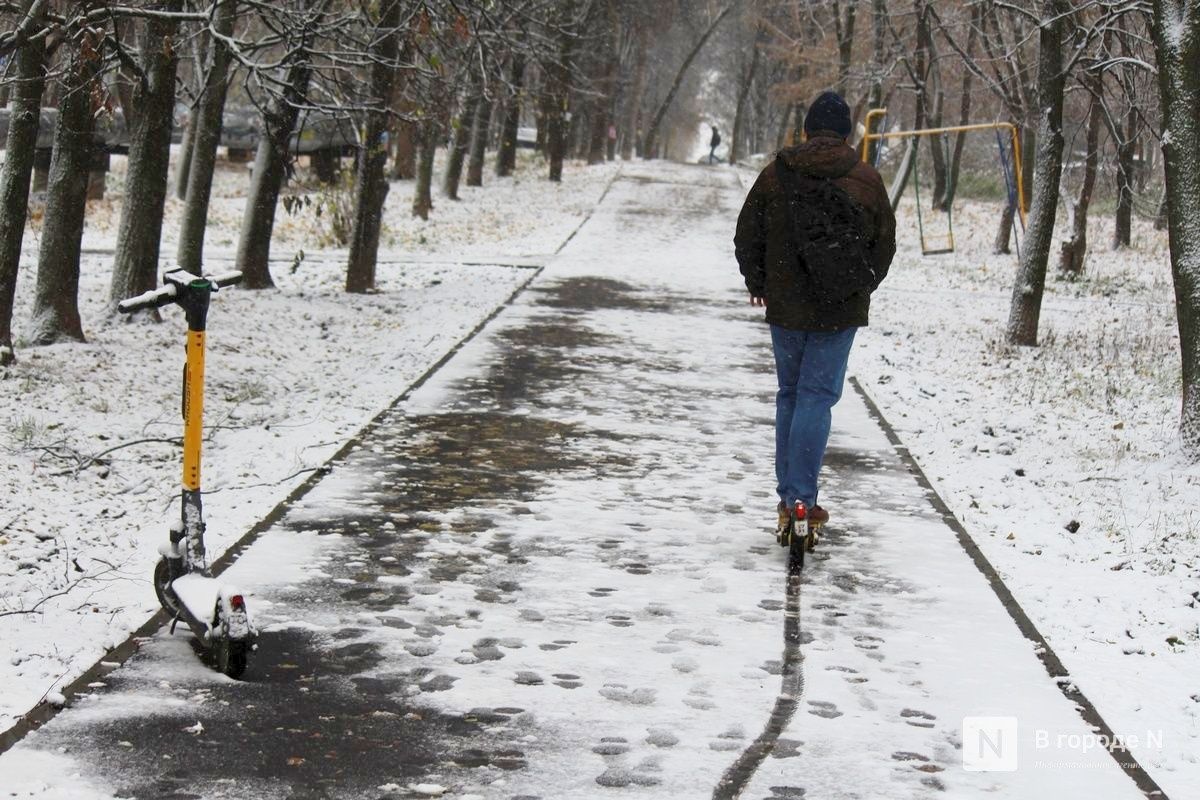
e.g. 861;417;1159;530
1005;0;1068;347
496;53;525;177
729;37;760;165
29;32;102;345
642;2;735;159
465;91;492;187
412;118;437;219
1058;76;1103;278
1112;102;1137;249
1152;0;1200;456
346;0;403;294
621;26;647;161
444;84;479;199
177;0;237;275
109;0;184;312
235;34;318;289
0;0;47;365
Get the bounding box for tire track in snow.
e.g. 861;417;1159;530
712;572;805;800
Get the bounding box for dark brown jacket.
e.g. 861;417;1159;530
734;136;896;331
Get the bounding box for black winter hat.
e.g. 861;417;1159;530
804;91;852;139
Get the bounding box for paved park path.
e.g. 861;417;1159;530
0;163;1154;800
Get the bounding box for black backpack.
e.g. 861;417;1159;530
775;155;877;306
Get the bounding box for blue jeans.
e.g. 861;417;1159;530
770;325;857;510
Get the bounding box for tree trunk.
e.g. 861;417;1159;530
412;119;437;219
622;27;648;161
346;1;402;293
588;6;618;167
1113;103;1136;249
390;119;417;180
642;2;736;159
729;41;761;165
1152;0;1200;456
466;92;492;186
834;0;857;89
109;0;184;312
28;33;102;345
1005;0;1068;347
496;54;525;177
1058;78;1103;278
177;0;236;275
174;107;198;201
236;52;316;289
0;0;47;365
443;90;478;199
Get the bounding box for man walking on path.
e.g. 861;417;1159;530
734;91;896;547
709;125;722;164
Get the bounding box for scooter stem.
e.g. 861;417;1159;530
175;275;212;569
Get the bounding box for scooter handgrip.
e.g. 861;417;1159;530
209;271;243;289
117;285;178;314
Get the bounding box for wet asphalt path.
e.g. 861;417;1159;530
2;163;1152;800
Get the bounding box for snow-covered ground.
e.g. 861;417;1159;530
0;150;619;731
849;193;1200;790
0;148;1196;796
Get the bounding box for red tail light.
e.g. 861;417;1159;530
229;594;245;611
794;502;807;520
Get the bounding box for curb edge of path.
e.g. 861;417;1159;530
0;167;623;757
848;376;1167;800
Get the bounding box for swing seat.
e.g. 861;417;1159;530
920;232;956;256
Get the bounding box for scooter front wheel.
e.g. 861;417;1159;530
215;638;249;679
153;558;181;615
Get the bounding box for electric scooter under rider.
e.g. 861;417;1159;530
119;268;255;678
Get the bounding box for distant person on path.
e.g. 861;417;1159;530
709;126;721;164
733;91;896;547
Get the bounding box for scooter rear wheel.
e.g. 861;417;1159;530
216;638;249;679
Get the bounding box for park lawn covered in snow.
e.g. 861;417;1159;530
0;151;619;732
848;192;1200;779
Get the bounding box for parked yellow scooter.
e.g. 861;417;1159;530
119;268;255;678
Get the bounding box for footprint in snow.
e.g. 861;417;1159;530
589;587;617;597
645;727;679;748
771;739;803;759
606;614;634;628
538;639;576;652
671;656;698;674
901;709;937;728
765;786;807;799
553;673;582;690
807;701;843;719
709;725;745;752
592;737;630;756
684;687;716;711
514;671;544;686
599;684;656;705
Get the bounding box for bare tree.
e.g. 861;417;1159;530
1152;0;1200;456
0;0;48;364
28;28;103;345
346;0;405;293
108;0;185;312
177;0;237;275
1005;0;1070;347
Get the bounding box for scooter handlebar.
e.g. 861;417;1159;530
208;271;243;289
117;285;179;314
